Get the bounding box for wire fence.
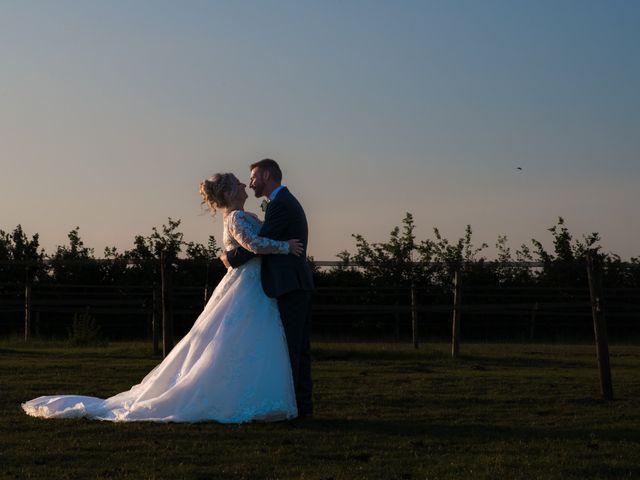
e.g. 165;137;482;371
1;257;638;344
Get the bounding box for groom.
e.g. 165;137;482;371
220;158;314;418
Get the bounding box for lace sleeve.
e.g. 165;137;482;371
243;211;263;226
228;211;289;255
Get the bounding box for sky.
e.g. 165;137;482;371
1;0;639;260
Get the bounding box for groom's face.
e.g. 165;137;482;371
249;167;266;198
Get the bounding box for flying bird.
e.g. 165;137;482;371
516;167;522;171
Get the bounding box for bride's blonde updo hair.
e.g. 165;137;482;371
199;173;239;216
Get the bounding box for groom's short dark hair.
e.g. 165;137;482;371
250;158;282;183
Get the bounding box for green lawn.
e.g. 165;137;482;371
1;340;639;479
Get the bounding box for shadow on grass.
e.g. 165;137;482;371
312;345;591;371
0;347;154;362
455;354;590;370
312;346;448;362
568;465;640;478
296;417;640;444
0;348;54;357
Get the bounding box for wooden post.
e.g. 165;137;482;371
411;284;419;349
451;270;462;358
161;252;174;358
152;282;161;356
530;302;539;341
394;302;400;342
586;250;613;401
203;261;210;308
24;267;32;343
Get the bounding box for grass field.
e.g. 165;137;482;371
1;339;639;479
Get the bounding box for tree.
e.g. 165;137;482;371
126;217;184;263
418;224;489;288
529;217;601;287
180;235;225;288
49;227;99;284
350;213;424;286
0;225;45;282
184;235;220;262
120;218;185;285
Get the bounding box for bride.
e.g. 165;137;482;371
22;173;303;423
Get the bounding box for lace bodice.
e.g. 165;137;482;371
223;210;289;255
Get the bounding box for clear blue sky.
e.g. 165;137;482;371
1;0;639;259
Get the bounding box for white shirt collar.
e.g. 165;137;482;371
269;185;285;202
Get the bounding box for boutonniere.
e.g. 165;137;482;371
260;199;269;212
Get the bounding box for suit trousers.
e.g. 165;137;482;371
277;289;313;415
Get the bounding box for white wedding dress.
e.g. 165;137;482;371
22;210;298;423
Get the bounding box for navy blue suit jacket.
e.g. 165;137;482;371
226;187;314;298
